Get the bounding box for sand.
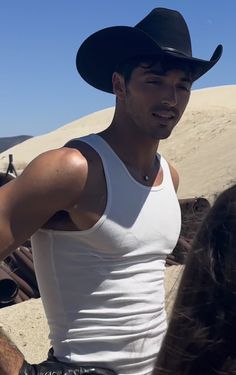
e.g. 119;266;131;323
0;85;235;363
0;299;49;363
0;85;235;199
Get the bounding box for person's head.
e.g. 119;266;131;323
155;184;236;374
76;8;222;140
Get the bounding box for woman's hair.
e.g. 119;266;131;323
154;184;236;375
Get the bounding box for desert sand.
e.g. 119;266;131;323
0;85;235;363
0;85;236;199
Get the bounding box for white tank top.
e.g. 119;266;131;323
31;134;181;375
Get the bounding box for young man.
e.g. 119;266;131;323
0;7;222;375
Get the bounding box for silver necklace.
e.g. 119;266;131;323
143;156;159;182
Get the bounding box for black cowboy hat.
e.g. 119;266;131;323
76;8;223;93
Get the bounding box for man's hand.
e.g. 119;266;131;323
166;236;191;266
165;253;180;266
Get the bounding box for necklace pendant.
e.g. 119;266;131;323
144;175;149;181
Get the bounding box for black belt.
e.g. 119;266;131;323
20;361;116;375
19;348;116;375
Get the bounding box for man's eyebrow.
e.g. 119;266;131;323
142;68;192;83
142;68;165;76
179;76;192;84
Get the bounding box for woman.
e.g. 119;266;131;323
155;184;236;374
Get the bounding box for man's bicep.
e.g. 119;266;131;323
0;148;87;259
0;173;57;259
0;154;67;258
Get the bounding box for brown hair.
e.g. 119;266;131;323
154;184;236;374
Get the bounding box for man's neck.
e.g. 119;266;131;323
99;120;160;175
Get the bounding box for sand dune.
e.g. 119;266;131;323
0;85;235;199
158;85;236;199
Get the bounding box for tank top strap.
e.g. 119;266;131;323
158;155;175;191
79;133;174;192
79;133;130;181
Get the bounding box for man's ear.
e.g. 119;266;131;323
112;72;126;100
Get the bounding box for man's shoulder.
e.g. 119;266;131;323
21;135;104;190
19;146;90;196
64;136;98;159
31;146;88;175
63;136;104;171
164;159;179;192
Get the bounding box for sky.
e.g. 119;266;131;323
0;0;235;137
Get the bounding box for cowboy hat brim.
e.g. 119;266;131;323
76;26;223;93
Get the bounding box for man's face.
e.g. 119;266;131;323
120;61;192;140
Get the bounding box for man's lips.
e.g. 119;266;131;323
152;110;175;119
152;110;178;125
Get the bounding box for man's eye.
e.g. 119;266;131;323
147;80;162;85
178;85;191;92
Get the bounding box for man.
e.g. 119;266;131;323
0;7;222;375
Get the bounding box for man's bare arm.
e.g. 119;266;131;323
0;328;24;375
0;147;87;260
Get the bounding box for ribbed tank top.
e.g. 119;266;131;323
31;134;181;375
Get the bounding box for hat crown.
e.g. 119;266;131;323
135;8;192;57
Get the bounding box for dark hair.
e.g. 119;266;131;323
115;54;193;84
154;184;236;375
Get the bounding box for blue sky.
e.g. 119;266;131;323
0;0;235;137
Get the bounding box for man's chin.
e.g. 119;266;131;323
152;128;174;140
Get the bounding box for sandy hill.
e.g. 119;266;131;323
0;85;235;199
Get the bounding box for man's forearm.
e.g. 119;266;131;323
0;223;19;261
0;328;24;375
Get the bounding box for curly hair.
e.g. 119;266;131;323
154;184;236;375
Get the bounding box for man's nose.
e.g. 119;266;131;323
161;87;177;107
